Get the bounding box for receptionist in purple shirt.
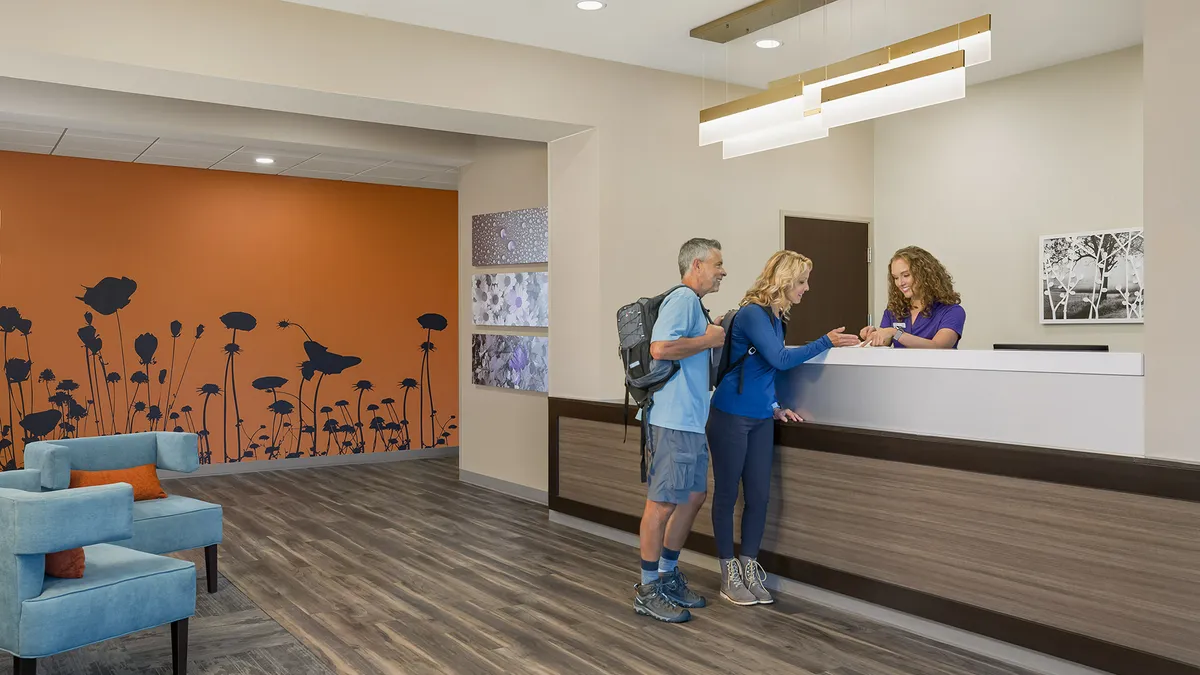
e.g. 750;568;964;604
860;246;965;349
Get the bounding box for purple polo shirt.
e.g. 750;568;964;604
879;303;966;349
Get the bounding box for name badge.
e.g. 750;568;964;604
893;322;906;330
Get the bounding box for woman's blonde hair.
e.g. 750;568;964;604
740;250;813;320
886;246;961;318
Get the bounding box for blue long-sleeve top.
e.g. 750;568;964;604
711;304;833;419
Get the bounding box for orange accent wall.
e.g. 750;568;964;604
0;150;458;466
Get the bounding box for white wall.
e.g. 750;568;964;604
1144;2;1200;462
874;47;1144;351
457;137;549;492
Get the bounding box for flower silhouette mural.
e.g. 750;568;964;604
416;313;447;448
0;273;455;469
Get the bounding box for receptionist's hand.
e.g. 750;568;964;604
870;327;898;347
859;325;876;341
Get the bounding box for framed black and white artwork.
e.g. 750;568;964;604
1040;228;1144;324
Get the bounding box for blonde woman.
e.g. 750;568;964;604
708;250;856;606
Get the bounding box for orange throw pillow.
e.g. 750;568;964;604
69;464;168;501
46;548;85;578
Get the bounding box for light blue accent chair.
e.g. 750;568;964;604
0;480;195;674
23;432;224;593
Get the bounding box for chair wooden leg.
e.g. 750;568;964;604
171;618;189;675
13;656;36;675
204;544;218;593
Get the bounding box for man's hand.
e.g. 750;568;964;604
704;323;726;348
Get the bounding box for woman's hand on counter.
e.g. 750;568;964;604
870;327;898;347
859;325;877;341
826;327;860;348
773;407;804;423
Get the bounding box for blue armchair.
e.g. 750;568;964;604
0;475;196;674
23;432;224;593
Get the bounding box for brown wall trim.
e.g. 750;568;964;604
549;495;1200;675
549;397;1200;504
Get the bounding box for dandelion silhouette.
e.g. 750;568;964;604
219;312;257;463
321;417;339;455
352;380;374;451
77;277;137;417
416;313;447;448
398;378;419;449
197;384;222;463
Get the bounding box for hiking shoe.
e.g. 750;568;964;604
720;558;758;606
742;558;774;605
659;569;707;609
634;581;692;623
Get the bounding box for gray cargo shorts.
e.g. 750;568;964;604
646;425;709;505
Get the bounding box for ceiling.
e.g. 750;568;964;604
284;0;1143;88
0;119;463;190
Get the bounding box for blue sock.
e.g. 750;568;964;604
640;559;660;585
659;547;680;574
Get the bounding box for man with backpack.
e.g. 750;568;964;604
631;238;726;623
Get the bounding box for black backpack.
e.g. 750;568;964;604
712;304;780;395
616;285;710;482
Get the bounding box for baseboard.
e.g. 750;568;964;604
548;511;1113;675
160;446;459;479
459;469;548;505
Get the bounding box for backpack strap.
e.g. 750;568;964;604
731;304;778;395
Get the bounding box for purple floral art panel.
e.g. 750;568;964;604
470;334;549;393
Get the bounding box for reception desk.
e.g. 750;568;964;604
548;350;1200;675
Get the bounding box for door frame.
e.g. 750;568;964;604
778;210;877;330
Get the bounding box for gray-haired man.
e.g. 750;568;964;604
634;238;726;623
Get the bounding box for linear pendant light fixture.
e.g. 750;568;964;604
696;13;991;158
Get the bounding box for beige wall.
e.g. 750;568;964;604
458;137;549;492
1144;2;1200;462
874;47;1144;351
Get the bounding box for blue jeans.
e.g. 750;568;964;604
707;407;774;560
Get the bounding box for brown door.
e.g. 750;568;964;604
783;216;870;345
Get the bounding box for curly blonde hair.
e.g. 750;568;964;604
740;250;813;320
886;246;961;319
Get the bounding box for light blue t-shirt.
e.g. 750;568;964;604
647;287;712;434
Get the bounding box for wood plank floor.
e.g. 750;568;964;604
166;459;1043;675
39;562;332;674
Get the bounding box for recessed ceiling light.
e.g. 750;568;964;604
576;1;605;10
255;157;275;165
756;39;783;49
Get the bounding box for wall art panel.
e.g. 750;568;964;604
472;272;549;327
471;207;549;266
1040;228;1144;324
471;334;549;393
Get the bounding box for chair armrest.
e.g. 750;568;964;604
21;442;70;490
0;484;133;554
154;433;200;473
0;470;43;492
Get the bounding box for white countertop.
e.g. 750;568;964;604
801;348;1144;377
